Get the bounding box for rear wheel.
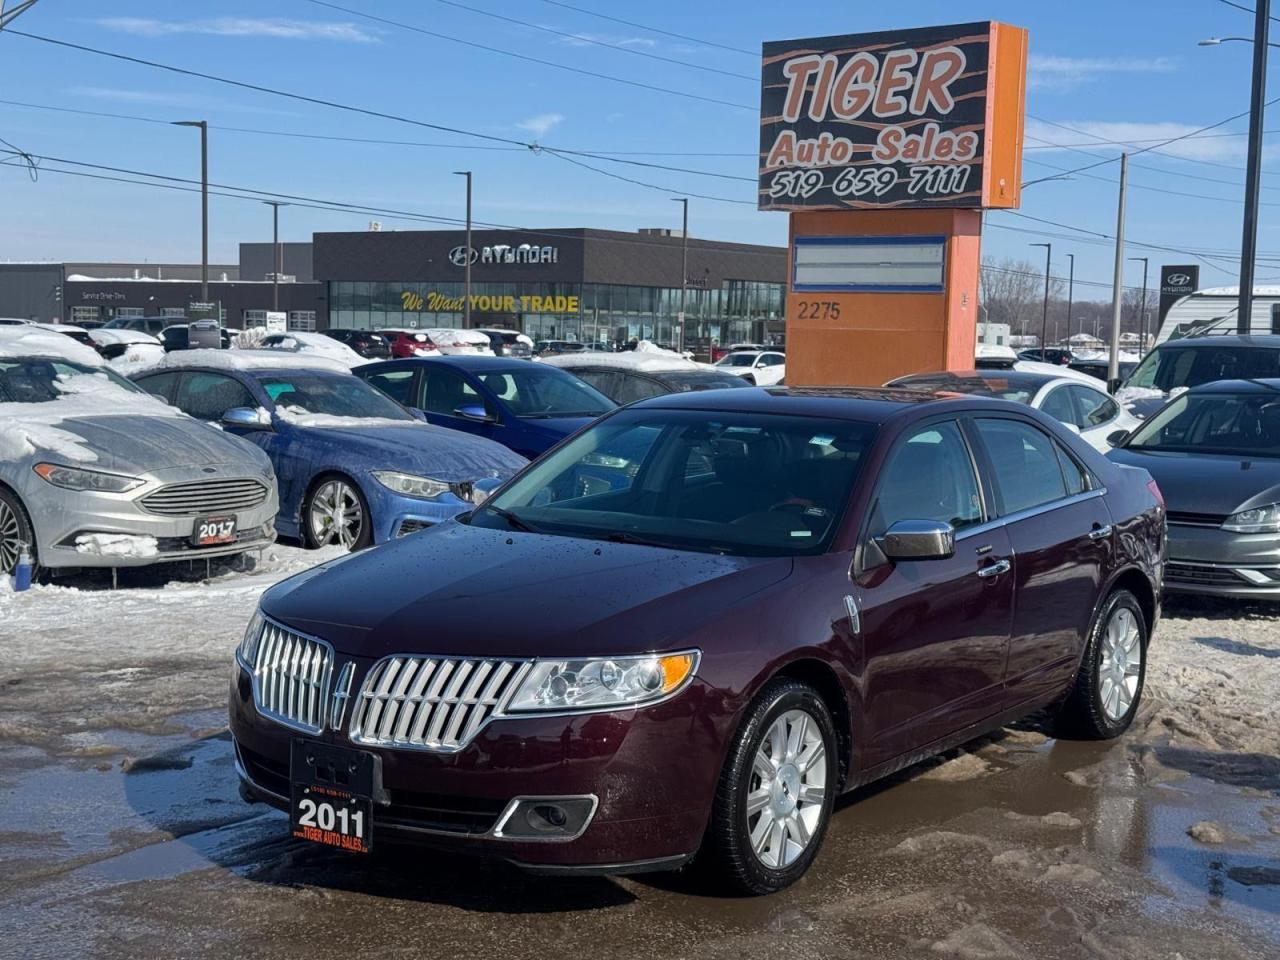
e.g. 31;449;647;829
303;476;372;551
698;678;837;895
1057;589;1147;739
0;488;35;575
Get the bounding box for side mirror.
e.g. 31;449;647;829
221;406;270;431
880;519;955;561
408;407;428;422
1106;429;1129;448
1107;377;1122;395
454;404;494;423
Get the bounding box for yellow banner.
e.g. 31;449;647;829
401;291;579;314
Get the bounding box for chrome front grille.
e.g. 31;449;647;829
141;478;269;517
251;620;334;734
350;656;531;753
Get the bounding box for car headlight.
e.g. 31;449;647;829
504;651;699;714
1222;503;1280;533
372;470;452;500
33;462;144;493
237;610;265;669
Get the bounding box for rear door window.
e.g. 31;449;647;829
974;418;1069;515
612;373;668;405
363;368;416;405
1038;385;1079;427
135;371;181;403
1068;384;1119;426
175;371;255;421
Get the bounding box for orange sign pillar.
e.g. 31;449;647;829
759;21;1028;386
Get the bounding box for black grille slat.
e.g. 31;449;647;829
1167;511;1228;528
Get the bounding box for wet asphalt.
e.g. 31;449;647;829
1;700;1278;960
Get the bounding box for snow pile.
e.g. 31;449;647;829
75;533;159;559
88;329;160;348
0;325;103;366
424;328;491;349
274;405;406;429
143;348;352;375
233;327;267;349
0;372;182;463
258;331;364;368
106;342;165;372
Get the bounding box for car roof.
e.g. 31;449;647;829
366;355;542;372
1189;377;1280;394
891;369;1064;391
135;364;349;380
1156;334;1280;350
631;385;1026;422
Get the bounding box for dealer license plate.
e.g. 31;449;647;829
192;515;237;546
289;740;376;854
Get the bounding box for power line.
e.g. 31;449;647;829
1216;0;1280;26
426;0;755;80
534;0;756;57
545;149;754;204
1024;155;1280;207
303;0;753;110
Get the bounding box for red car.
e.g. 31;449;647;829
379;329;440;359
231;388;1164;894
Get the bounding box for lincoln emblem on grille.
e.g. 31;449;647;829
329;661;356;731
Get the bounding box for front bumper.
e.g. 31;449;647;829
1165;522;1280;598
366;487;475;543
228;659;720;872
35;465;279;569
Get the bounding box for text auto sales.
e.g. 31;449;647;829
764;45;977;201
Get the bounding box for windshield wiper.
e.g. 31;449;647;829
487;506;543;534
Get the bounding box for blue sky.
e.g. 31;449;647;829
0;0;1276;299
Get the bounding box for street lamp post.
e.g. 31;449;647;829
453;171;472;328
263;201;287;312
1031;242;1052;358
672;198;689;353
1065;253;1075;341
1199;8;1274;333
172;120;208;304
1128;257;1150;354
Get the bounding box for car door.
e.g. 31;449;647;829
414;364;499;439
1068;384;1124;451
970;416;1113;710
853;418;1014;766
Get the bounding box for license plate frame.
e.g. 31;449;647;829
192;515;237;546
289;739;378;854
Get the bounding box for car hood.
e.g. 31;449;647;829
285;422;527;482
54;415;268;473
1108;447;1280;515
262;521;793;659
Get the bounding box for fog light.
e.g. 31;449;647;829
494;796;597;841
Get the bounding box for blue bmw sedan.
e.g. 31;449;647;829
355;355;616;458
132;355;526;549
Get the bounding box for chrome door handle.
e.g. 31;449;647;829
1088;524;1113;540
977;559;1011;578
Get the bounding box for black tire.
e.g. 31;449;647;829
0;486;36;576
302;475;374;551
698;677;838;895
1056;589;1147;740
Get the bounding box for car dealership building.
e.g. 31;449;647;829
313;227;787;349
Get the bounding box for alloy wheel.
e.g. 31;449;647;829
747;708;827;869
1098;606;1143;721
0;498;20;573
308;480;364;549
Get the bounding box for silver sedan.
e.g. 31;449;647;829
0;342;278;573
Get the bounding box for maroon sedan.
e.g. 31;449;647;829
230;388;1164;894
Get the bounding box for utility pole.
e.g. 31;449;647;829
264;201;286;312
454;171;472;327
1128;257;1150;355
1031;242;1051;358
1065;253;1075;341
672;197;689;352
172;120;209;303
1108;154;1130;385
1238;0;1271;333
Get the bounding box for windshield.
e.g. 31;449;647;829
1126;345;1280;392
1126;390;1280;456
0;358;140;403
256;372;413;421
718;353;758;367
474;366;614;418
471;410;876;557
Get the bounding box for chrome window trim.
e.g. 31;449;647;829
249;615;336;736
955;488;1106;541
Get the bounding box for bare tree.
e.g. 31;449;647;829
980;256;1064;342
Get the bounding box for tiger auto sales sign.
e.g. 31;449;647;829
759;21;1027;211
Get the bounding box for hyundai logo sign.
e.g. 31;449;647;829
448;245;478;267
1166;273;1192;288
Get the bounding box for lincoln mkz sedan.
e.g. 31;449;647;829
230;388;1164;894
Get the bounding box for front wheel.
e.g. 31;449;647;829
303;476;373;551
0;488;36;575
1057;589;1147;739
699;677;837;895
